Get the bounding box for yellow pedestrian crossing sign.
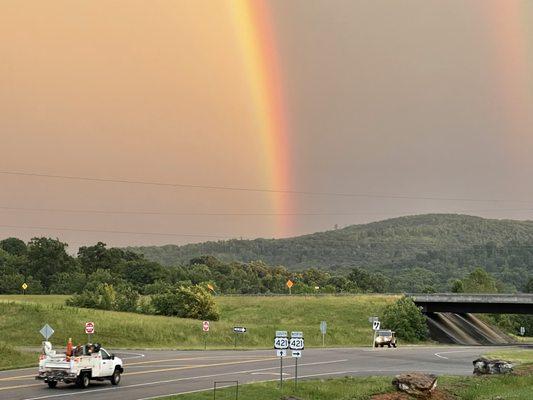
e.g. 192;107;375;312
22;283;28;290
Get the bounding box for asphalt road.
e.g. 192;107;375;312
0;346;502;400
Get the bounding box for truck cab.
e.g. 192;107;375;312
374;330;397;348
36;342;123;388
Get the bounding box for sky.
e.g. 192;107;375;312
1;0;533;251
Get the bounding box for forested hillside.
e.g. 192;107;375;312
130;214;533;290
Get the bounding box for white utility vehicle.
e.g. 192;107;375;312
36;341;123;388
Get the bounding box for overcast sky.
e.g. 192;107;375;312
1;0;533;251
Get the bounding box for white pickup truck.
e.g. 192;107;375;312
36;341;123;388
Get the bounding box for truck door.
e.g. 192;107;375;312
99;349;115;377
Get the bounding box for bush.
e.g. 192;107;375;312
152;285;219;320
382;297;428;342
66;283;139;312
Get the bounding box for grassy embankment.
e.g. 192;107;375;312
0;294;397;369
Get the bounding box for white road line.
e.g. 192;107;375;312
434;350;479;360
116;352;145;360
21;359;348;400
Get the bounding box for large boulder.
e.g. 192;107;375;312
473;357;513;375
392;373;437;398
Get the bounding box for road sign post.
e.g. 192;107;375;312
369;317;379;350
22;282;28;295
290;331;304;391
39;324;54;341
85;321;95;343
286;280;293;295
320;321;327;346
233;327;246;349
274;331;288;390
203;321;210;350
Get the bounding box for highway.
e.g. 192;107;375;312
0;346;502;400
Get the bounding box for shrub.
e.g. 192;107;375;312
382;296;428;342
152;285;219;320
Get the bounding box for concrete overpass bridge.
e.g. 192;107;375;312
408;294;533;344
410;293;533;314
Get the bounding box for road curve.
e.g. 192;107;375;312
0;346;500;400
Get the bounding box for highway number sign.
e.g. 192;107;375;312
291;350;302;358
203;321;210;332
373;320;380;331
276;349;287;357
233;326;246;333
290;337;304;350
85;321;95;334
274;337;289;349
520;326;526;336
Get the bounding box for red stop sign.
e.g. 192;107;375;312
202;321;210;332
85;322;95;334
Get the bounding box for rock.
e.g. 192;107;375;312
392;373;438;398
473;357;513;375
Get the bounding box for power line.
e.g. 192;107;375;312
0;224;230;239
2;170;533;203
1;205;533;218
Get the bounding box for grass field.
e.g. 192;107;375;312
485;348;533;364
0;343;37;371
165;366;533;400
0;294;398;351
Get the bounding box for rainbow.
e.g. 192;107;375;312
484;0;531;140
230;0;293;237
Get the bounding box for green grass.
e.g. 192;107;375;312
0;295;68;305
163;377;394;400
0;343;37;371
0;294;398;351
164;368;533;400
485;348;533;364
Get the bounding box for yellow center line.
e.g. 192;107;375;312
125;357;277;376
126;355;273;366
0;383;42;391
0;374;34;382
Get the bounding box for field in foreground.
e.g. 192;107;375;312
165;365;533;400
0;294;398;352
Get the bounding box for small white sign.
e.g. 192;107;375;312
233;326;246;333
85;321;95;335
291;350;302;358
276;349;287;357
320;321;327;334
203;321;210;332
373;321;381;331
368;316;379;323
275;331;288;337
289;337;305;350
274;337;289;349
520;326;526;336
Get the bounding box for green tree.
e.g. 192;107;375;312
0;238;27;256
151;285;219;320
462;267;499;293
27;237;79;291
451;279;464;293
525;278;533;293
382;297;428;342
122;260;167;290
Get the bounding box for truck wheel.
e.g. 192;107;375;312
110;369;121;386
76;372;90;389
388;343;391;348
393;343;397;348
47;381;57;389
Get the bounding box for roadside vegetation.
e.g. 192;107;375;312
0;294;397;350
165;365;533;400
0;343;37;370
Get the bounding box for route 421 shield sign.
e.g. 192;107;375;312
274;336;289;349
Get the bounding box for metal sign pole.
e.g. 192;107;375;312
204;332;207;350
294;357;298;391
279;356;283;390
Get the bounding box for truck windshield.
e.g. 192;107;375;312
378;330;392;336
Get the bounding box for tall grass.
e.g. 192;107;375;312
0;295;398;349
